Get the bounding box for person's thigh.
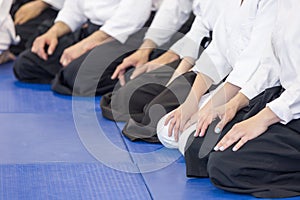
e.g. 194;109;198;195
13;32;77;83
208;122;300;198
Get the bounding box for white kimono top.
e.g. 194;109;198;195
43;0;65;10
170;0;228;60
240;0;300;124
55;0;163;43
0;0;19;53
193;0;278;89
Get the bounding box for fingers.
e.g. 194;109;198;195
194;118;210;137
145;63;161;73
111;62;128;80
14;8;31;25
60;47;75;67
215;116;226;134
215;112;235;134
214;125;243;152
8;52;16;61
183;120;191;131
168;118;176;137
183;113;198;131
14;15;23;25
60;53;71;67
47;39;58;56
31;41;48;60
232;137;248;152
130;66;147;80
0;51;16;64
118;73;126;86
164;112;174;126
173;120;180;142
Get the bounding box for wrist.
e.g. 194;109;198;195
257;107;281;127
231;92;249;110
159;51;180;64
36;1;49;10
139;39;156;54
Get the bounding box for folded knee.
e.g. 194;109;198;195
207;151;239;188
156;115;178;149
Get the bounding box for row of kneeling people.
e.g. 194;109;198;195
2;0;300;198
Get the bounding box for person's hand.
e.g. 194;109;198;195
193;101;239;137
164;102;197;142
166;57;194;86
60;43;85;67
60;31;112;67
111;39;156;86
129;58;164;80
214;107;280;152
130;51;180;80
31;32;58;61
14;1;49;25
0;50;16;64
111;49;150;86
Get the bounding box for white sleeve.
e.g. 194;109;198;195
225;0;278;88
267;86;300;124
54;0;87;32
0;0;19;53
169;15;210;59
0;0;12;24
193;14;231;85
144;0;193;47
266;18;300;124
100;0;152;44
239;40;280;100
42;0;65;10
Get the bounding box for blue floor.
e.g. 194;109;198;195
0;61;299;200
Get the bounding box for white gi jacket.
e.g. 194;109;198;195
0;0;19;53
43;0;65;10
144;0;195;47
240;0;300;124
170;0;228;60
193;0;278;89
55;0;162;43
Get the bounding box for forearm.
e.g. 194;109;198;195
228;92;250;111
35;0;50;10
253;107;281;128
154;50;180;65
175;57;194;73
167;57;194;86
206;82;242;110
184;73;213;110
78;30;114;52
138;39;157;55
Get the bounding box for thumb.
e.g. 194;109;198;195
214;116;228;134
47;39;58;55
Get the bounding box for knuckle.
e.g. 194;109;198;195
240;137;248;143
170;120;175;125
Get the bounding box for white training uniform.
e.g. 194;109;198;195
240;0;300;125
55;0;162;44
0;0;19;54
144;0;195;47
157;0;279;152
170;0;228;61
43;0;65;10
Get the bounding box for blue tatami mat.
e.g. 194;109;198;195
116;122;185;165
141;163;300;200
1;62;300;200
0;112;134;164
0;163;150;200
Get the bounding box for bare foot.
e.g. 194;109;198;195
0;50;16;64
